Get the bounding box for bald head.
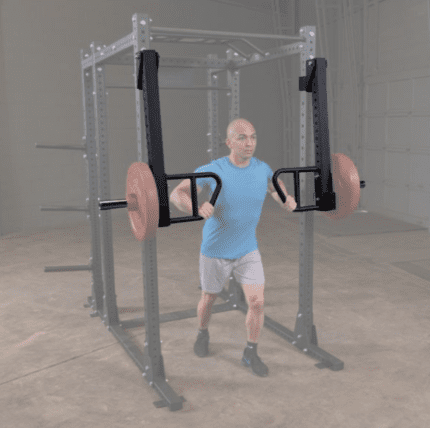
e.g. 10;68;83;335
225;118;257;165
226;118;255;140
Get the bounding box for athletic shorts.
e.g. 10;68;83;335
199;250;265;294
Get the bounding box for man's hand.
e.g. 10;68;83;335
272;192;296;212
269;177;297;213
199;202;214;219
280;194;297;212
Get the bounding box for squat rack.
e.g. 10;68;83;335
40;13;344;412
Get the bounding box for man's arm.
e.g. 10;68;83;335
267;177;288;204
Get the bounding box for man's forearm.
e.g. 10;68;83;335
271;191;282;204
272;181;289;204
170;190;193;214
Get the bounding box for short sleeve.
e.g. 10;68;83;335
194;165;213;191
265;162;274;182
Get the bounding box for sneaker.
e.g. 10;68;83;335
241;347;269;377
194;329;209;357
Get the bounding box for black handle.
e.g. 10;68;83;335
272;170;366;213
272;166;324;212
98;172;222;224
165;172;222;224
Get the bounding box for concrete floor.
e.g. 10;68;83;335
1;197;430;428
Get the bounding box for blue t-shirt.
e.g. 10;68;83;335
194;156;273;259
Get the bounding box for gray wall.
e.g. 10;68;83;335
361;0;430;229
320;0;430;230
0;0;290;236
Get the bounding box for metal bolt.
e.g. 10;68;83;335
145;366;149;370
83;154;87;159
303;348;308;352
149;382;153;386
207;133;211;136
297;334;302;338
233;305;237;308
142;373;146;377
292;341;297;345
298;313;302;318
160;340;163;343
144;342;148;346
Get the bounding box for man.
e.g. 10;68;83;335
169;118;297;377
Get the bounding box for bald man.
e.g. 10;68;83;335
169;118;296;377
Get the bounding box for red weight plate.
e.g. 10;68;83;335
322;153;360;221
126;162;159;241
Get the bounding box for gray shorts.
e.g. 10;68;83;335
199;250;265;294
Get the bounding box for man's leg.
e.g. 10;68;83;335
197;291;217;330
241;283;265;344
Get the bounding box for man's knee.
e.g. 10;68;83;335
202;291;217;301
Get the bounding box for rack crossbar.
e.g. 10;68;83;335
150;26;305;41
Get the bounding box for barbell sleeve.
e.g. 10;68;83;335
99;200;128;210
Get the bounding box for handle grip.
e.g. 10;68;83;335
98;172;223;226
165;172;222;225
272;166;322;212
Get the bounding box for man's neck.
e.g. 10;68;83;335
228;154;250;168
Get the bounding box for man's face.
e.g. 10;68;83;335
227;123;257;159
